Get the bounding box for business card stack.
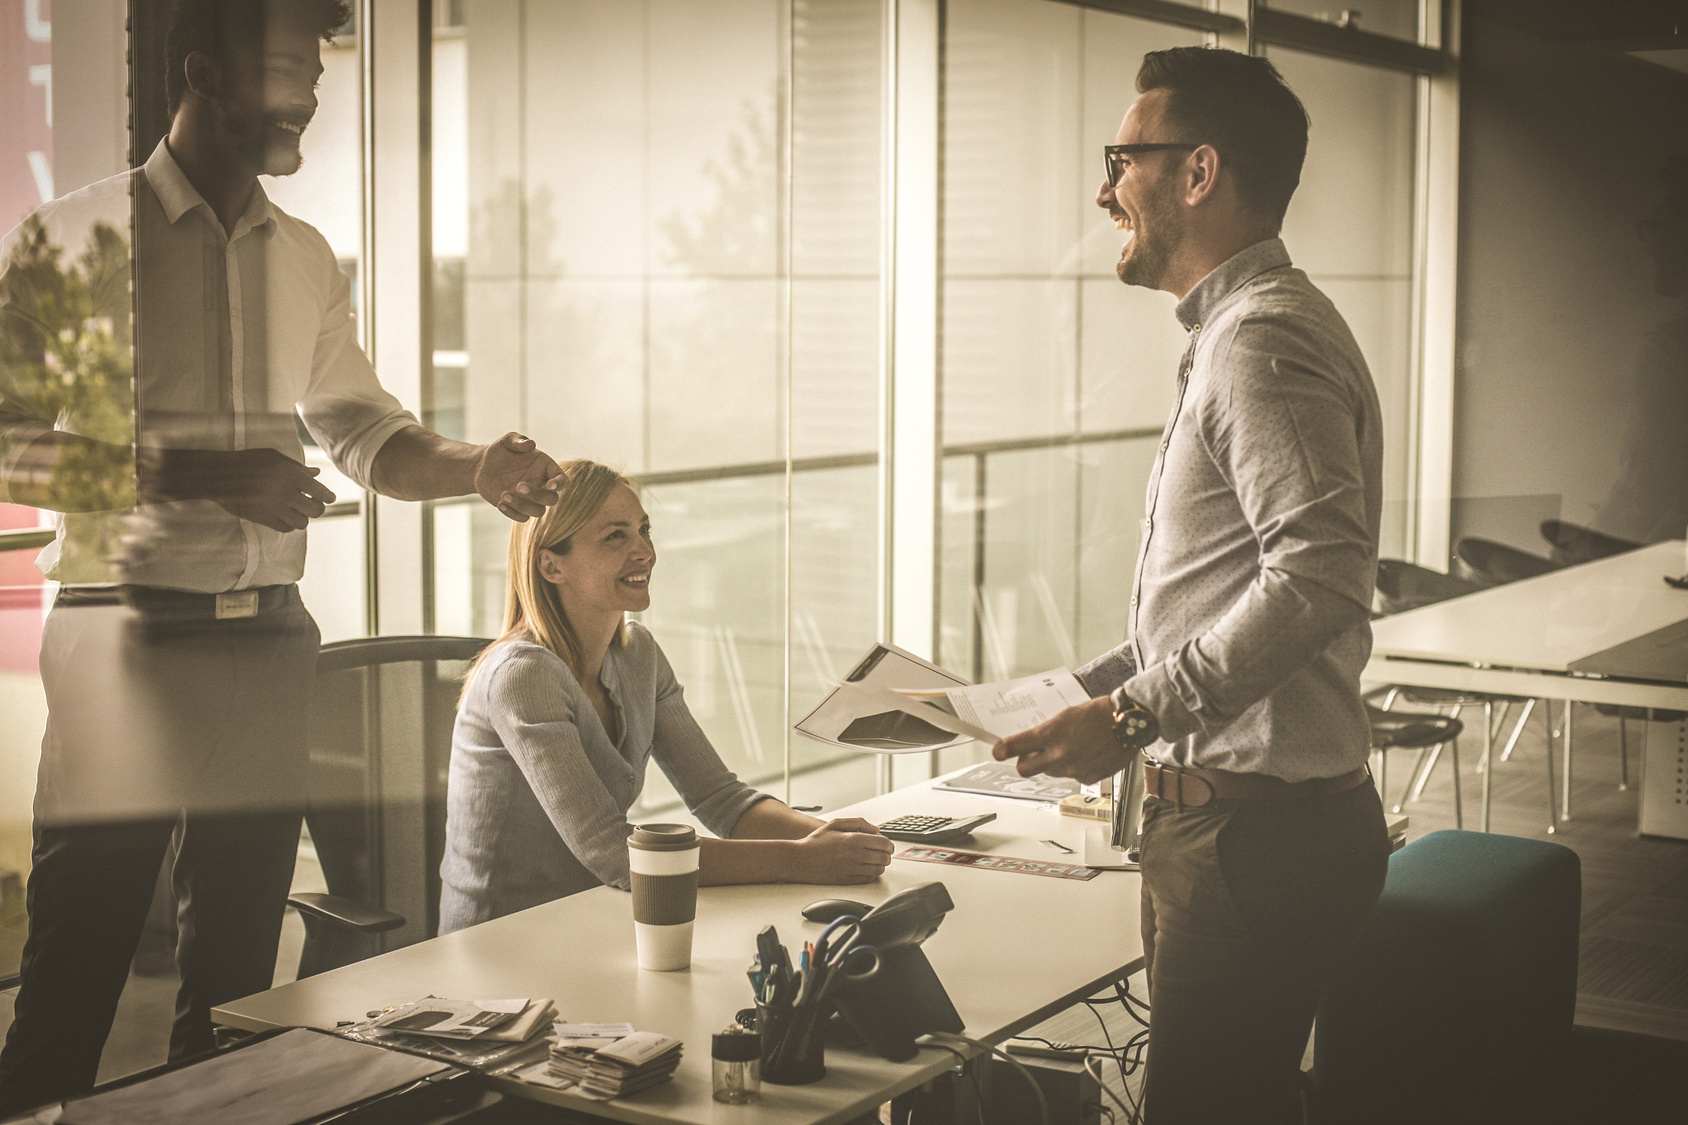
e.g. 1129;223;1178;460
547;1029;683;1100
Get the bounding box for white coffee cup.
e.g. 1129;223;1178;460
628;823;700;971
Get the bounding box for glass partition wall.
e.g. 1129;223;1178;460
419;0;1447;814
431;0;887;812
0;2;1456;900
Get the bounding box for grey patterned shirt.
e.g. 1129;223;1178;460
1076;239;1382;783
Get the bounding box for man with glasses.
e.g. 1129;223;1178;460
996;47;1388;1124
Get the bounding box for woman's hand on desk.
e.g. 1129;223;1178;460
791;819;894;885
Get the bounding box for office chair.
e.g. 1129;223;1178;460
1374;557;1487;615
1370;559;1529;832
289;635;491;979
1367;702;1466;828
1591;704;1686;793
1537;519;1640;567
1452;536;1557;586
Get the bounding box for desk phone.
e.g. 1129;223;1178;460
876;813;996;844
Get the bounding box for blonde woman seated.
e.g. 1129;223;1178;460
439;460;892;933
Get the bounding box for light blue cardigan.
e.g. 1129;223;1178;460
439;622;769;933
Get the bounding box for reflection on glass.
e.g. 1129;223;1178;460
437;0;885;812
1262;0;1422;44
937;0;1200;706
1269;46;1416;559
1592;154;1688;544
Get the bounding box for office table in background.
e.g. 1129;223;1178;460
215;782;1148;1125
1365;540;1688;838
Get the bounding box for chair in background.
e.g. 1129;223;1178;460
1370;559;1530;832
1374;557;1487;615
1537;518;1640;567
1367;703;1466;828
1592;704;1687;794
1452;538;1606;825
1453;536;1558;586
1312;830;1581;1125
288;635;491;979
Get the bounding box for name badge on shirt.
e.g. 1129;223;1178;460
215;590;260;619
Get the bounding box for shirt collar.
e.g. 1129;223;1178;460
143;138;277;239
1174;238;1291;331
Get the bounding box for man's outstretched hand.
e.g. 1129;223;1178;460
994;695;1130;784
474;432;563;521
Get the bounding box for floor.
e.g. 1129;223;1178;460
1375;701;1688;1042
1;703;1685;1110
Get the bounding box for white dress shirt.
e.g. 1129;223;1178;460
0;139;416;591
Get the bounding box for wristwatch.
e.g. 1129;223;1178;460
1108;685;1160;749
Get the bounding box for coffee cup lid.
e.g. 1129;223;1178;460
629;823;699;850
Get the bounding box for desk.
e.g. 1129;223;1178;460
1366;541;1688;837
215;781;1146;1125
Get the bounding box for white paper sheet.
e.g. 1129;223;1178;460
793;643;975;753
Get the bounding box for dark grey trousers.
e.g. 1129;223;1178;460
0;588;317;1116
1138;781;1390;1124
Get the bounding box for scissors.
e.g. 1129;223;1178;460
801;915;881;1004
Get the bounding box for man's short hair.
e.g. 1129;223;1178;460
166;0;351;115
1136;47;1310;228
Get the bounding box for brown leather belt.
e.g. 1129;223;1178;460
1143;761;1369;808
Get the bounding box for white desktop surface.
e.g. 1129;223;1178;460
1365;541;1688;711
214;780;1146;1125
1370;541;1688;673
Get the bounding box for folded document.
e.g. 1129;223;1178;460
796;643;1090;753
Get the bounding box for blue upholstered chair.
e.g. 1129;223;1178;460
1311;830;1581;1125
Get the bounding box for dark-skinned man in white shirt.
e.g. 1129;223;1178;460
0;1;566;1111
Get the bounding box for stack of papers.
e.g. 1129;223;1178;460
534;1027;683;1100
339;997;556;1073
934;759;1084;803
371;997;556;1043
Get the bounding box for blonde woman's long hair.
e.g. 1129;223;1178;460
462;460;635;703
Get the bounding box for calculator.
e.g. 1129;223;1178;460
876;813;997;844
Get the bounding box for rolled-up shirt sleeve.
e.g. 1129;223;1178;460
1125;314;1375;744
1075;644;1139;699
296;260;417;491
648;643;771;840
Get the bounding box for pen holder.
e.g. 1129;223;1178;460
757;1000;829;1085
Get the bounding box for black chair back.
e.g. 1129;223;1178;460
1538;519;1640;567
1375;558;1486;615
1453;537;1557;586
304;636;491;970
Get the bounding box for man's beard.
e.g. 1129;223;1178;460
221;106;305;177
1116;171;1183;290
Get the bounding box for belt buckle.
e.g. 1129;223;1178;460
215;591;260;620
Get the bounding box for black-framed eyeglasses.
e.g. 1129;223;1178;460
1105;143;1200;189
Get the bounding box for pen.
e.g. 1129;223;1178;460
1040;839;1075;854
